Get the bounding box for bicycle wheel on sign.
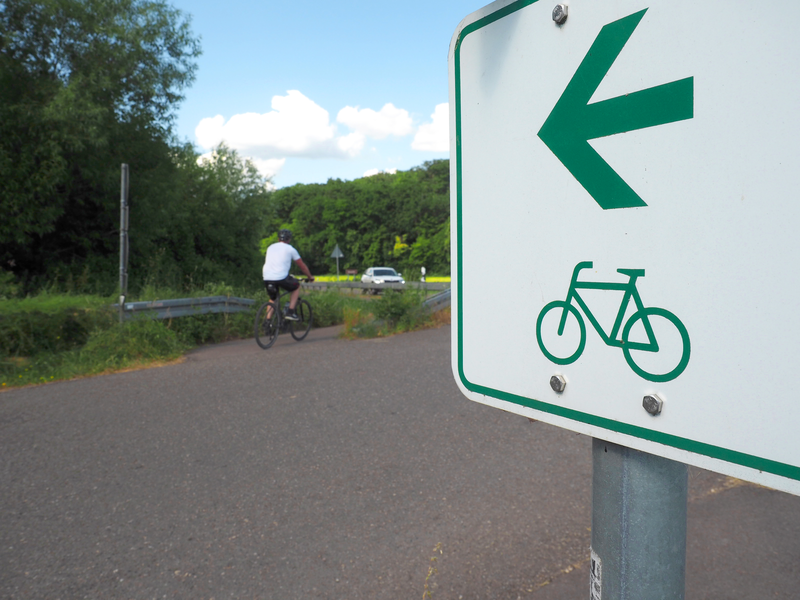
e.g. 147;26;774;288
536;300;586;365
289;298;313;341
254;302;280;349
621;307;690;382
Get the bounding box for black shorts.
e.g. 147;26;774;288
264;275;300;300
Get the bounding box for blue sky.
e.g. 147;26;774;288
167;0;487;188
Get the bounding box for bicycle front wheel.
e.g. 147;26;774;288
289;298;313;341
536;300;586;365
254;302;280;349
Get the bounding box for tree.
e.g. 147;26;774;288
152;144;273;290
0;0;200;289
267;160;450;275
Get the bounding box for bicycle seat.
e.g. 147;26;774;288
266;283;278;295
617;268;645;278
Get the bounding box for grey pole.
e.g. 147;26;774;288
119;164;130;324
330;244;344;282
591;438;688;600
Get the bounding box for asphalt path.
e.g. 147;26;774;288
2;325;799;599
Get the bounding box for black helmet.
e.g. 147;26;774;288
278;229;292;242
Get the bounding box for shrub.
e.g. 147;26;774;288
302;290;370;328
373;290;428;330
166;310;257;346
0;270;20;299
80;318;187;370
341;306;377;339
306;290;345;328
0;298;115;358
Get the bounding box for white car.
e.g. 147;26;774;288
361;267;405;288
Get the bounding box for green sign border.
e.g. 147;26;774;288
453;0;800;484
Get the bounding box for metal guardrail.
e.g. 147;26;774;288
112;286;451;321
422;288;451;312
112;296;255;320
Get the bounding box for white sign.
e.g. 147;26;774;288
449;0;800;495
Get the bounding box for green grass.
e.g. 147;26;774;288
1;318;189;389
0;292;116;314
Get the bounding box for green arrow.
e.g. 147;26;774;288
538;9;693;210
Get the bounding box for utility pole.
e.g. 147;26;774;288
119;164;130;324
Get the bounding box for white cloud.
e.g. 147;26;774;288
250;158;287;181
337;103;413;139
196;152;284;190
194;90;363;160
363;168;398;178
412;103;449;152
193;91;448;186
195;117;226;150
336;132;367;157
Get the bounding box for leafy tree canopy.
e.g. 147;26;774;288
1;0;206;292
0;0;450;295
0;0;200;248
267;159;450;277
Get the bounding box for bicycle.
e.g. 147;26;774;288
254;279;313;349
536;261;690;383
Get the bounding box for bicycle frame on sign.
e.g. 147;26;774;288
559;261;658;352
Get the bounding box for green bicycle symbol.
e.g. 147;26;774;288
536;262;691;383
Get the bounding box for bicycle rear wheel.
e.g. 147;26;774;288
536;300;586;365
289;298;313;341
254;302;280;349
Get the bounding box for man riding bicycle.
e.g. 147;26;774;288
262;229;314;321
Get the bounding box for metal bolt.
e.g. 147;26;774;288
642;394;664;416
552;4;568;25
550;374;567;393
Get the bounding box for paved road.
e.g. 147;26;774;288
1;325;799;599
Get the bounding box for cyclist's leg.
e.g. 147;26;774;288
264;281;280;318
277;276;301;314
288;287;300;310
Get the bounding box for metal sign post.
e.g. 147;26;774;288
330;244;344;281
591;439;688;600
118;164;130;324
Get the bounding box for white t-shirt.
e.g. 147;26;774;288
262;242;301;280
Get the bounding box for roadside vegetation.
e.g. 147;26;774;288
0;285;450;390
0;0;451;390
